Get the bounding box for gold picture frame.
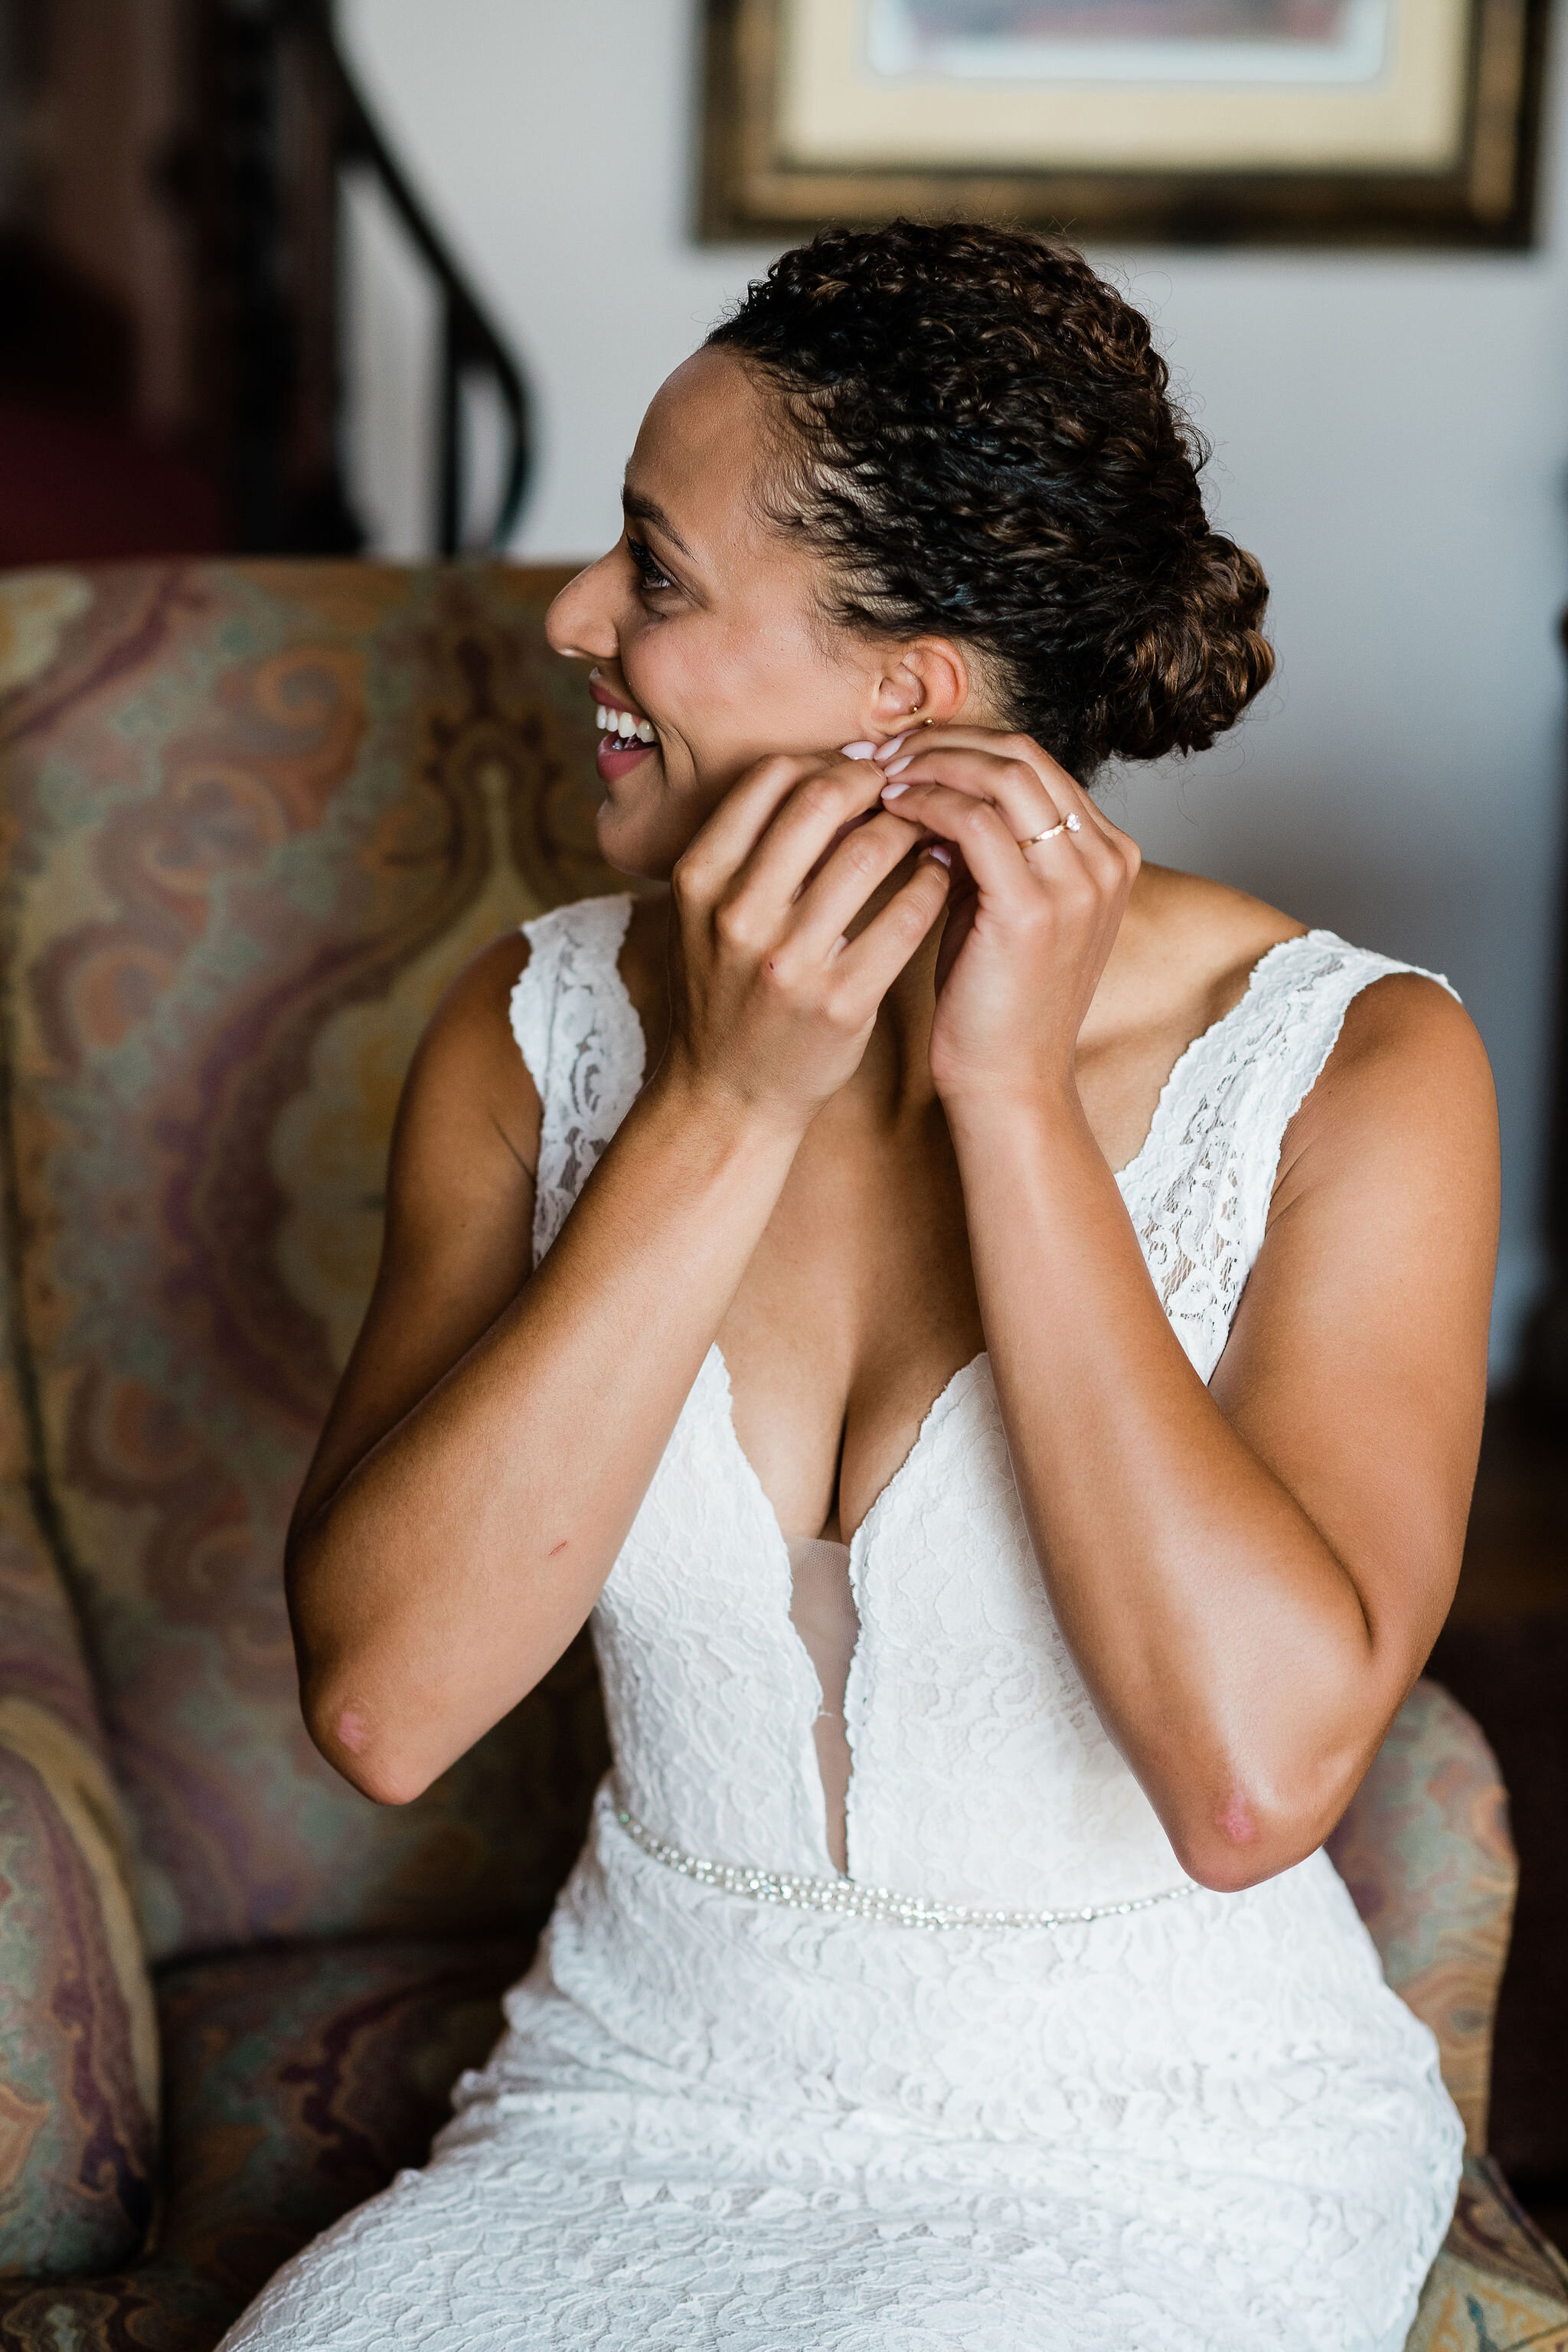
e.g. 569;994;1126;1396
701;0;1550;247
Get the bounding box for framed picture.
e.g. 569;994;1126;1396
701;0;1550;247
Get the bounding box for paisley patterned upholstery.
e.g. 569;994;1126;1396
0;561;1560;2346
0;1939;531;2347
1328;1679;1517;2154
0;563;612;1971
0;1146;156;2278
1330;1690;1568;2347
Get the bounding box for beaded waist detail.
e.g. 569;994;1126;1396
611;1796;1197;1932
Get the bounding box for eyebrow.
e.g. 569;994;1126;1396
621;483;695;562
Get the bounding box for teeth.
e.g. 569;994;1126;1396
595;701;656;745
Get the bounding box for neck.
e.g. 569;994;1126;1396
846;851;945;1124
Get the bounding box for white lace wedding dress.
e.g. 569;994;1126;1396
222;900;1463;2352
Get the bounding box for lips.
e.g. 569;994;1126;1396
589;671;659;782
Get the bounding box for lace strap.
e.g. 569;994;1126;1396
508;893;644;1265
1119;930;1458;1381
1240;932;1455;1249
1187;930;1455;1263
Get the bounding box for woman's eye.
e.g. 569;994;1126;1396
626;536;675;595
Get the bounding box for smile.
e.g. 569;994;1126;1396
595;700;658;745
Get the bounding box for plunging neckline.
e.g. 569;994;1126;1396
709;1343;989;1880
596;913;1322;1882
598;909;1317;1547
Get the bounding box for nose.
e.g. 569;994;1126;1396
546;550;622;662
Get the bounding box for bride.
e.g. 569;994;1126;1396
225;222;1497;2350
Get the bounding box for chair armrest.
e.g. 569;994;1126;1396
1328;1677;1516;2154
0;1472;158;2278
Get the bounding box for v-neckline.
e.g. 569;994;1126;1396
597;899;1318;1551
588;904;1321;1884
708;1344;987;1883
710;1344;985;1557
595;907;1318;1550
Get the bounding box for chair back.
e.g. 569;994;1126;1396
1328;1679;1516;2152
0;560;612;1963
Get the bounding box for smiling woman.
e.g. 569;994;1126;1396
219;221;1497;2350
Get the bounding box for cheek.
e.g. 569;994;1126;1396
622;624;733;739
629;625;838;773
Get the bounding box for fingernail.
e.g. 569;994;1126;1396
873;733;910;764
924;844;952;867
884;754;914;776
880;780;910;800
840;740;878;760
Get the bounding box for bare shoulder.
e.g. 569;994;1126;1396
1131;864;1305;1010
1125;864;1496;1195
1116;866;1305;1063
1282;959;1497;1197
396;928;541;1190
1211;922;1497;1472
292;928;544;1537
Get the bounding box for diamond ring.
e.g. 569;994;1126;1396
1018;813;1081;848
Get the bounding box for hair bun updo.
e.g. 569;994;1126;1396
708;220;1274;782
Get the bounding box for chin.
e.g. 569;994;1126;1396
593;783;681;885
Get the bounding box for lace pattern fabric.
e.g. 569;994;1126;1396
220;902;1463;2351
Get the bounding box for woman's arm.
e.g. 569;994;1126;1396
286;934;799;1805
880;734;1499;1892
952;979;1495;1891
287;756;948;1805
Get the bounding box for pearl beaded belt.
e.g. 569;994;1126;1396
612;1798;1197;1932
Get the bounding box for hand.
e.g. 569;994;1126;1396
659;750;952;1129
875;728;1139;1111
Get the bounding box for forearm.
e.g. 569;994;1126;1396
949;1089;1383;1887
291;1070;801;1801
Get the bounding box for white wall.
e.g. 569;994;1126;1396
340;0;1568;1379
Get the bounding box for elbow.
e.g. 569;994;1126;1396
299;1668;438;1808
289;1537;440;1806
1176;1843;1290;1896
1168;1784;1327;1896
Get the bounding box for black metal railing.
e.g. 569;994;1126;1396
194;0;530;557
322;18;529;554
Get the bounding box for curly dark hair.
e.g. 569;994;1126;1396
707;220;1274;782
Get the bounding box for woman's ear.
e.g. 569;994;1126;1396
865;638;972;735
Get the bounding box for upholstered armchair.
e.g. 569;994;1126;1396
0;560;1562;2352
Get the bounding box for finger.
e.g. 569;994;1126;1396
884;727;1125;855
884;747;1132;889
730;756;896;911
675;753;828;896
831;851;952;1006
877;779;1088;904
786;810;927;958
880;724;1076;799
879;745;1067;847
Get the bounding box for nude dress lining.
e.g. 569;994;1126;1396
785;1534;857;1874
